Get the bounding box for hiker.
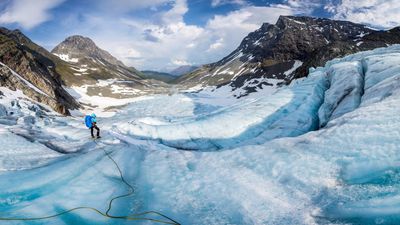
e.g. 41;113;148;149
85;113;101;138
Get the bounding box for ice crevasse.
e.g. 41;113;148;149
115;45;400;151
0;45;399;224
109;45;400;225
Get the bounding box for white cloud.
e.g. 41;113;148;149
0;0;65;29
186;43;196;48
207;38;224;52
331;0;400;29
211;0;248;7
109;0;207;70
324;3;336;13
284;0;322;13
95;0;172;14
161;0;188;24
115;47;142;59
172;59;191;66
207;6;293;31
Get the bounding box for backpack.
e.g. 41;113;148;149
85;115;93;128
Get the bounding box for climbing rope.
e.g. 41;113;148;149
101;146;180;224
0;139;180;225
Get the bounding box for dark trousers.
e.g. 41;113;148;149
91;124;100;137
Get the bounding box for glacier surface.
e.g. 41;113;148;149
0;45;400;224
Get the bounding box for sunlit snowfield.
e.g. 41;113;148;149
1;45;400;224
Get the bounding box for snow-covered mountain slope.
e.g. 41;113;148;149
0;45;400;224
176;16;400;97
52;35;169;100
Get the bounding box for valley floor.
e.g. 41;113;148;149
1;45;400;225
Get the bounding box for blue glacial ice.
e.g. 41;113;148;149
0;45;400;224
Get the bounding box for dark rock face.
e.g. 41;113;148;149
177;16;400;96
238;16;369;62
0;28;79;115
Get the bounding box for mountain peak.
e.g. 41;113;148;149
235;15;373;62
62;35;97;49
51;35;123;67
0;27;32;44
66;35;91;40
275;15;369;32
276;15;311;26
49;34;159;97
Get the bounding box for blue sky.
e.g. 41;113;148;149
0;0;399;71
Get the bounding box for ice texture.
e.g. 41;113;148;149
318;61;364;127
0;45;400;224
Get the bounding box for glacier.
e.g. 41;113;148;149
0;45;400;224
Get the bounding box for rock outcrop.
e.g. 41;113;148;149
0;28;79;115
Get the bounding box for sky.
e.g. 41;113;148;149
0;0;399;72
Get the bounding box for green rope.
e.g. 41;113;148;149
0;140;180;225
102;147;180;225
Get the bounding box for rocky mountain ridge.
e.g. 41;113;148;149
176;16;400;97
0;28;79;115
